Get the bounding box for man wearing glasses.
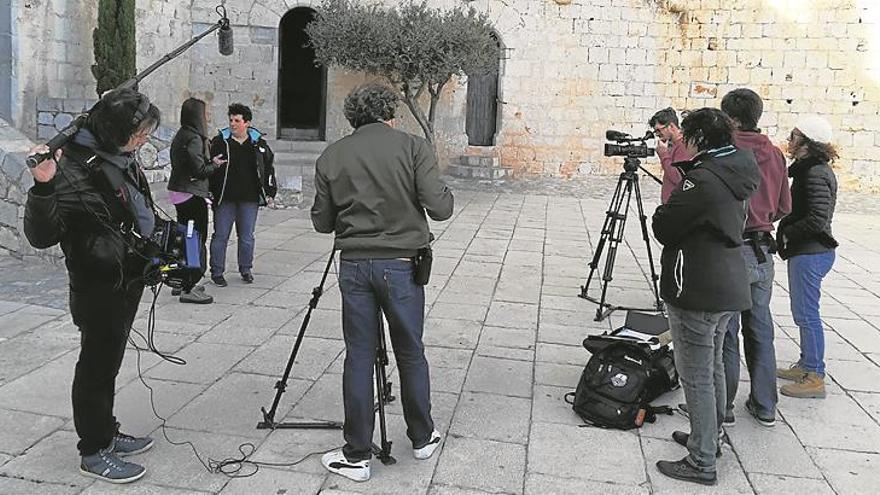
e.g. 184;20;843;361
649;107;692;203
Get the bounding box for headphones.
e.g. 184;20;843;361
132;94;151;127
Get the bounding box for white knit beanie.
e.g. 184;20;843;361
795;115;833;144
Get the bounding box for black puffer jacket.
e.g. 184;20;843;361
777;157;838;259
24;142;154;290
652;146;760;312
168;98;217;198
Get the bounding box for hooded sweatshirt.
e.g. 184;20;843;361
72;128;155;237
733;130;791;233
652;145;760;312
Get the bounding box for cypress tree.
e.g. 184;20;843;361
91;0;136;96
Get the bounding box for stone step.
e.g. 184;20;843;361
274;151;320;167
266;139;328;154
447;163;513;180
459;155;501;168
463;145;499;157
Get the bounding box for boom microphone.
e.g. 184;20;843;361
605;130;630;142
218;20;234;56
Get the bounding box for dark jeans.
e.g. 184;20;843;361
723;243;777;418
338;258;434;461
70;282;144;456
174;195;209;282
210;201;259;277
667;303;735;471
788;250;836;375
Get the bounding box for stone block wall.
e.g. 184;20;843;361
11;0;99;133
0;119;62;260
5;0;880;191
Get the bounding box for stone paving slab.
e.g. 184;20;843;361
1;179;880;493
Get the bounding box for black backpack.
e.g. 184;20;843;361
565;341;678;430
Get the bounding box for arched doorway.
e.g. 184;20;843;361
466;33;503;147
278;8;325;141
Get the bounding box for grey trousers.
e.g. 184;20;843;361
667;303;735;470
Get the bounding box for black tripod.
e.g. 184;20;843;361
372;316;396;465
579;157;663;321
257;251;343;430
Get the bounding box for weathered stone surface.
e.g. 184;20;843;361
433;436;526;494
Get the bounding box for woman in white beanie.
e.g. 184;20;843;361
775;115;839;399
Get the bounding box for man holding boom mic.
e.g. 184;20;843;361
311;84;454;482
24;88;161;484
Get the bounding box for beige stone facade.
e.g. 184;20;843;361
4;0;880;189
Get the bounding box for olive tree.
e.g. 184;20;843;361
306;0;500;144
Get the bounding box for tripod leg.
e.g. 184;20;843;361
632;176;664;311
258;251;342;430
372;315;396;465
596;175;635;318
582;173;627;298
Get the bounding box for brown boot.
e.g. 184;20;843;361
780;372;826;398
777;363;807;381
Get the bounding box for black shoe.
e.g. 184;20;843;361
656;457;717;486
745;399;776;427
671;431;722;457
211;275;227;287
241;272;254;284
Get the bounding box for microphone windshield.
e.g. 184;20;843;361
605;130;629;141
218;24;234;56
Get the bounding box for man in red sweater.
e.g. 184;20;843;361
649;107;692;203
720;88;792;428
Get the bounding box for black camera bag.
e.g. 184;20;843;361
565;341;677;430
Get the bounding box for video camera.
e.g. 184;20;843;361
142;219;203;292
604;130;656;159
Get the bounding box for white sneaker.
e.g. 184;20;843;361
321;450;370;482
413;430;442;460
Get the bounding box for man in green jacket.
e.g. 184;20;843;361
312;83;453;482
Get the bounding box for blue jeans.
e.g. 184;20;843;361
723;243;777;418
338;258;434;461
210;201;259;277
788;250;836;376
667;303;734;471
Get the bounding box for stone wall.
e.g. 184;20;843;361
0;118;62;260
6;0;880;190
11;0;99;134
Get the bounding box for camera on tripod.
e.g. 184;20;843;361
604;130;656;166
579;130;664;321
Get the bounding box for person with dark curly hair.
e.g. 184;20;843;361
776;116;839;399
312;83;453;482
652;107;759;485
208;103;276;286
24;88;161;483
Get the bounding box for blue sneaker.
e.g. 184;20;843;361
111;430;154;457
80;445;146;484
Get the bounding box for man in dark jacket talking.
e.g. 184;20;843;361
312;83;453;482
652;108;759;486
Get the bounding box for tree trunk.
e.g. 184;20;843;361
426;80;446;146
401;81;434;144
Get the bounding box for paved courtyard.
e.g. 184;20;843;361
2;177;880;494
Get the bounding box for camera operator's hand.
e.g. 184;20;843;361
27;145;62;183
656;137;670;156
